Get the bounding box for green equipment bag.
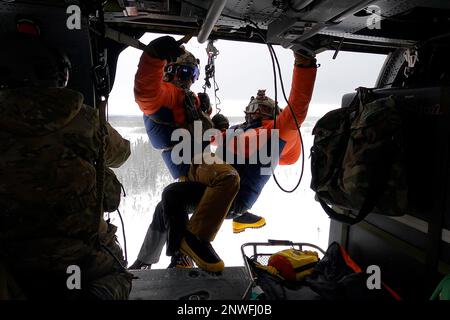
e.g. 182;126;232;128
430;274;450;300
310;88;408;224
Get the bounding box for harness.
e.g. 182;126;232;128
147;88;213;148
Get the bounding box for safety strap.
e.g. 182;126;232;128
184;89;200;122
95;98;108;232
91;2;110;236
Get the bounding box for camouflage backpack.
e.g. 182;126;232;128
0;88;123;223
310;88;408;224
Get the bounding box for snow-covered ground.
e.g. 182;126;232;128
109;115;331;269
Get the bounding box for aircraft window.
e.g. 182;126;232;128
108;33;386;269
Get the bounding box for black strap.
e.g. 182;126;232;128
317;142;394;225
95;98;108;232
318;194;377;225
91;3;111;235
268;240;294;246
293;261;318;273
184;89;200;123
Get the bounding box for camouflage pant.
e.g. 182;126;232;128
88;222;133;300
0;223;132;300
0;261;26;300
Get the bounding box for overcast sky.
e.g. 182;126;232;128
108;33;387;118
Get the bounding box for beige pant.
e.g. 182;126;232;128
187;162;240;241
1;221;132;300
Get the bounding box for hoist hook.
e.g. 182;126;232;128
202;40;221;112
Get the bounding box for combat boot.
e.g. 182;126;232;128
180;231;224;273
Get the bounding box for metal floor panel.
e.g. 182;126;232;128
130;267;249;300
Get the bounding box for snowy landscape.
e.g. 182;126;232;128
109;114;331;269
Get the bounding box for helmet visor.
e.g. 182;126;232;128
245;102;260;114
245;102;274;117
177;65;200;82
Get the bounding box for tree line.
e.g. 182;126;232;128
112;136;173;197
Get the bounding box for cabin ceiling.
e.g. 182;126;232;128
101;0;450;54
5;0;450;54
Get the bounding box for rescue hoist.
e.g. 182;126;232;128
202;39;222;113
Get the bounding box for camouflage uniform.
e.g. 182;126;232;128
0;87;132;300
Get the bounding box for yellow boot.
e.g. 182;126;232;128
232;212;266;233
180;231;225;273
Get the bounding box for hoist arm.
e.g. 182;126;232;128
102;26;191;53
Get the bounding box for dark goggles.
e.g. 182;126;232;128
165;64;200;82
245;102;275;117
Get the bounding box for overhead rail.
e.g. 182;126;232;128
197;0;227;43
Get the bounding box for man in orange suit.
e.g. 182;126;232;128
134;36;239;272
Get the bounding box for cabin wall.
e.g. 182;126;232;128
0;1;95;107
328;47;450;300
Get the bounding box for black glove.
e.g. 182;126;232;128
294;49;317;68
212;113;230;131
146;36;184;62
197;92;211;114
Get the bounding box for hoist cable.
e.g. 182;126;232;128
181;0;306;192
203;40;222;113
249;23;306;193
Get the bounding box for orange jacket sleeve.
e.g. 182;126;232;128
214;64;317;164
276;66;317;141
134;53;183;116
